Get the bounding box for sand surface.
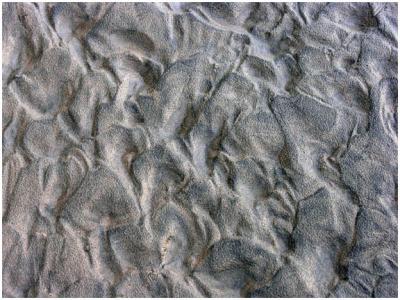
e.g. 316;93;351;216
2;2;398;297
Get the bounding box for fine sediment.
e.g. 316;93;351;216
2;2;398;297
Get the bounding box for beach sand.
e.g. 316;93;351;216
2;2;398;297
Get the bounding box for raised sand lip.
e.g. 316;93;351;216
2;2;398;297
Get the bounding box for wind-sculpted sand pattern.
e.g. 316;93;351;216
2;2;398;298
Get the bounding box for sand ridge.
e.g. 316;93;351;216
2;2;398;297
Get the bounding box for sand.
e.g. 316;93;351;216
2;2;398;298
